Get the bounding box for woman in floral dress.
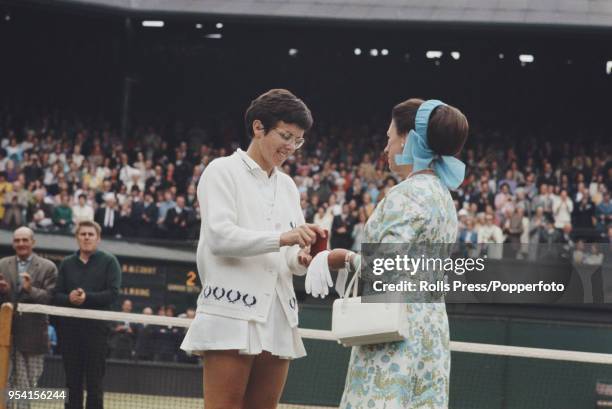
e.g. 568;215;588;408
308;98;468;408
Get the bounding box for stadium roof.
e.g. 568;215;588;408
23;0;612;29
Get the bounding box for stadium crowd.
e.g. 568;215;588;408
0;114;611;250
1;114;611;370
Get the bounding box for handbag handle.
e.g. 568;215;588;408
343;269;359;299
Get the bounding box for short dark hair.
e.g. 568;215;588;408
78;193;87;200
392;98;469;157
244;89;313;138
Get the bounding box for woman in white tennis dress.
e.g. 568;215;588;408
181;89;324;409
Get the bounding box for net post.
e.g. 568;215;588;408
0;302;14;409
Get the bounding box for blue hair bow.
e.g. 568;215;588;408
394;99;465;190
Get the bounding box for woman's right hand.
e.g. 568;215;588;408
280;224;326;248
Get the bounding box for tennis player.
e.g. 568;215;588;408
181;89;325;409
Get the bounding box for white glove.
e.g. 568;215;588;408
305;250;333;298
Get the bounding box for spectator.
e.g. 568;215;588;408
326;193;342;218
498;170;517;194
573;194;596;231
533;184;554;219
345;178;364;206
0;227;57;409
304;194;318;223
358;153;377;183
474;181;494;213
134;191;158;238
596;192;612;232
313;206;333;243
528;207;546;257
3;180;28;228
71;145;85;168
308;174;332;204
504;207;524;245
109;299;138;360
22;153;43;186
72;194;94;224
331;203;354;250
118;153;138;187
185;183;197;208
0;172;13;220
52;193;73;233
538;162;557;186
351;209;367;252
515;190;532;217
53;220;121;409
28;189;54;231
156;189;176;231
539;217;562;244
95;194;119;237
478;214;504;258
135;307;156;361
583;243;604;265
117;201;134;238
5;137;24;163
164;195;191;239
459;218;478;245
523;172;538;201
154;305;181;362
553;190;574;229
494;183;514;218
362;191;375;218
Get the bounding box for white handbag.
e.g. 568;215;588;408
331;270;408;347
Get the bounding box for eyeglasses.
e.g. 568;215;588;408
269;129;305;150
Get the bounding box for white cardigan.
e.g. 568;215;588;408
195;149;306;326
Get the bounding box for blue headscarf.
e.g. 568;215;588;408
394;99;466;190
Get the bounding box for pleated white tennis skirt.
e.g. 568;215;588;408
180;294;306;360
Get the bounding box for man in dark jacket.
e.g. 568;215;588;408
132;191;158;238
330;204;355;250
53;221;121;409
94;194;119;237
0;226;57;409
164;195;191;240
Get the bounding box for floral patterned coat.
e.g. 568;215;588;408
340;173;457;409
